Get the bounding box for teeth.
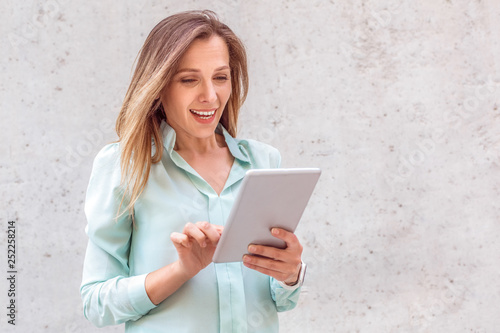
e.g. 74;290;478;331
190;109;215;116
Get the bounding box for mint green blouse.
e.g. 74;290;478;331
80;122;301;332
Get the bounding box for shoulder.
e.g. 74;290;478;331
89;143;122;178
92;143;121;167
235;138;281;169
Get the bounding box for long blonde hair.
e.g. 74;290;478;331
116;10;248;219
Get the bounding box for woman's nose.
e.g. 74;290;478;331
198;81;217;103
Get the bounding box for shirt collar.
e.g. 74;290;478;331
160;121;250;164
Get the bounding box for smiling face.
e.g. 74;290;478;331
160;35;232;143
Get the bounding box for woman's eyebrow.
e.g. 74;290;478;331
175;65;230;74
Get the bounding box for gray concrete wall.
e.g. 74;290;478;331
1;0;500;332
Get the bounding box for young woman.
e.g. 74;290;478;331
81;10;306;332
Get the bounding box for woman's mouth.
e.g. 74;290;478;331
190;109;216;120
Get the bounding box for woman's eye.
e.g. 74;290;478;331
181;78;197;84
214;76;229;82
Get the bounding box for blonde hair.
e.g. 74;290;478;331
116;10;248;219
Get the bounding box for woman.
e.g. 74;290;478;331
81;10;306;332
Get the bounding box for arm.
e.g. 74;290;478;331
80;144;156;327
81;145;224;325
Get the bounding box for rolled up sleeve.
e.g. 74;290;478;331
269;278;301;312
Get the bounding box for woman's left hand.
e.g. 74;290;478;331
242;228;303;285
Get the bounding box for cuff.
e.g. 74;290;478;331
277;280;302;291
128;273;157;315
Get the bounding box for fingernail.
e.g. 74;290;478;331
272;228;279;235
243;255;251;263
248;245;256;253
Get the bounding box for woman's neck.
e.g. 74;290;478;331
174;131;226;156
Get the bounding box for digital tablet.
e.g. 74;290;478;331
212;168;321;263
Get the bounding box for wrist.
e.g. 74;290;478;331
174;260;197;281
284;269;300;286
145;260;195;305
280;261;307;288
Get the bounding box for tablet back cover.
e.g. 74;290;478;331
212;168;321;263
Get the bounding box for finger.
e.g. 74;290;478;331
245;229;300;261
213;225;224;235
247;244;287;262
248;244;302;271
242;255;290;281
243;253;301;283
183;222;208;248
271;228;301;249
243;262;283;281
195;221;221;245
170;232;191;248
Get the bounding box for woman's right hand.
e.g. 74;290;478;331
170;222;223;279
145;222;223;305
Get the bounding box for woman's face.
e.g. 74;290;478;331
161;35;232;142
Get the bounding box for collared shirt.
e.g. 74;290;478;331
80;122;301;333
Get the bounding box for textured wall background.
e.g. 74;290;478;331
1;0;500;332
